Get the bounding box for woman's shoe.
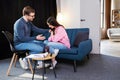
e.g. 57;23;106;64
49;60;57;69
54;49;59;56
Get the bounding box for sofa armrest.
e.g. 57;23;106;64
77;39;92;59
107;29;111;38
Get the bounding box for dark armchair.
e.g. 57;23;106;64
2;31;33;76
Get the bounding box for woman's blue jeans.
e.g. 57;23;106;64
44;40;67;53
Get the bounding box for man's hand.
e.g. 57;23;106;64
36;34;46;40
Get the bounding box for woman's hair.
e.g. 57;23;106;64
47;17;63;35
22;6;35;16
47;17;62;27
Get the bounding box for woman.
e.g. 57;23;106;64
44;17;70;69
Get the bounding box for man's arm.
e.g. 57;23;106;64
31;23;48;34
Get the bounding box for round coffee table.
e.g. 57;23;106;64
32;53;57;80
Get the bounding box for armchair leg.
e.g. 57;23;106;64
73;60;77;72
6;53;16;76
14;55;18;67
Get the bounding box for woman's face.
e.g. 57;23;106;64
47;23;55;29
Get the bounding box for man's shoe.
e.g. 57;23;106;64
36;63;50;69
19;58;28;69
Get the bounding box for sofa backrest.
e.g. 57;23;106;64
108;28;120;34
31;28;89;47
65;28;89;47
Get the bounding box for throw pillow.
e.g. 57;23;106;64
73;31;89;47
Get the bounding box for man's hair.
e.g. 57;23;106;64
22;6;35;16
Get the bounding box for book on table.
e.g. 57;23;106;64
26;52;48;58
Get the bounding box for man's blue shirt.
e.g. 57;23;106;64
14;17;47;45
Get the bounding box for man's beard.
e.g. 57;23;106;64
28;19;33;22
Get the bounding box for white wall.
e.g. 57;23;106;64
57;0;100;54
57;0;80;28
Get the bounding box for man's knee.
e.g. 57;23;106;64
35;46;44;52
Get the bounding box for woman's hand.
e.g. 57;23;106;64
50;31;54;36
49;29;52;33
49;29;53;36
36;34;46;40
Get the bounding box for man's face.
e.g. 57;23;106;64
27;12;35;22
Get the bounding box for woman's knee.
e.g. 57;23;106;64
43;40;49;45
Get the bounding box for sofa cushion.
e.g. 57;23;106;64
59;47;78;55
73;31;89;47
66;28;89;47
111;33;120;37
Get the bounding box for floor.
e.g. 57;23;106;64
100;39;120;57
0;39;120;80
1;54;120;80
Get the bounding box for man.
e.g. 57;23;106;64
14;6;48;69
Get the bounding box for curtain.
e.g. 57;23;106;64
0;0;57;59
101;0;111;39
0;0;57;30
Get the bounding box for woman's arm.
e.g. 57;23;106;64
48;26;66;42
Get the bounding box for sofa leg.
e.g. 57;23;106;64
87;54;90;59
73;60;77;72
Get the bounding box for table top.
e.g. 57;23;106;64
32;53;56;61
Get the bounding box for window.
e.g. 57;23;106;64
100;0;105;28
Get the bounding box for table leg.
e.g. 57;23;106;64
51;61;57;78
32;60;37;80
42;60;45;80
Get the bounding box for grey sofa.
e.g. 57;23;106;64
107;28;120;41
